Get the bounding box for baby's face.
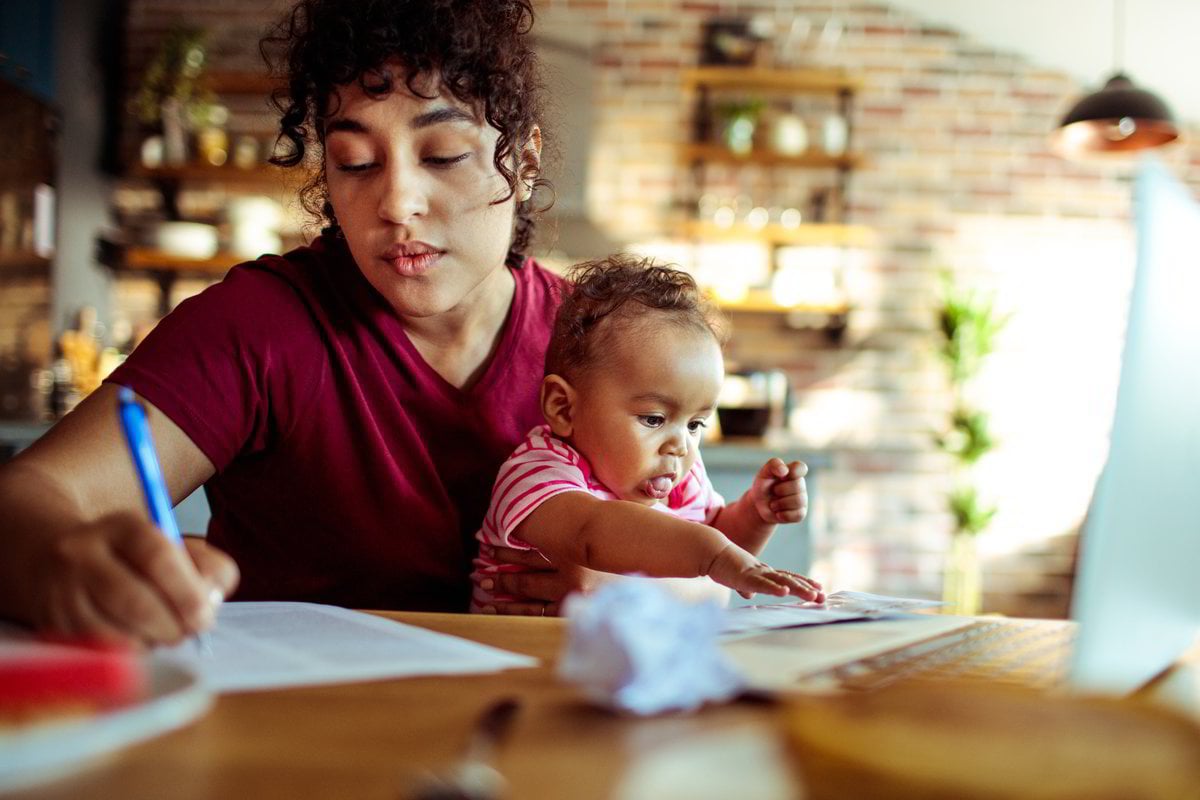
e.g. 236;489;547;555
568;317;723;506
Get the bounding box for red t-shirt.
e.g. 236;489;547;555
106;234;563;611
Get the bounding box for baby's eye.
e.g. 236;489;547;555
638;415;665;428
687;419;709;434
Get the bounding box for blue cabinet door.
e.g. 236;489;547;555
0;0;57;102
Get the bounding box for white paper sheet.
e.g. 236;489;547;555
721;590;944;635
156;602;537;693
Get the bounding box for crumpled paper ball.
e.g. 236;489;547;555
557;578;747;715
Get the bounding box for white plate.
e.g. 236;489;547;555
0;660;212;792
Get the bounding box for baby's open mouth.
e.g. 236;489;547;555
639;474;674;500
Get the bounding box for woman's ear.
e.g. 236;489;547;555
540;373;575;437
516;125;542;203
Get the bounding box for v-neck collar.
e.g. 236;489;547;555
326;235;529;402
402;263;526;400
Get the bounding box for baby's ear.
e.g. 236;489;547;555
540;374;575;437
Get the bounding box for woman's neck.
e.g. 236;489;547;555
402;265;517;390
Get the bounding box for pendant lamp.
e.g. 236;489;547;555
1051;0;1179;157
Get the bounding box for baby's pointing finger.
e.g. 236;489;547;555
741;569;791;597
778;570;823;591
771;572;816;598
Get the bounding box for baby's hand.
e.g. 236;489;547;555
707;543;824;601
749;458;809;525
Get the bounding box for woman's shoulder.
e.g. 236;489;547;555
170;237;345;327
518;257;568;300
221;237;341;300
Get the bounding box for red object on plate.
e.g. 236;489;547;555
0;640;148;716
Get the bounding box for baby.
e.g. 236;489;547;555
471;255;824;612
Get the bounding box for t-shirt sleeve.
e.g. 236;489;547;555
104;263;323;472
480;431;592;548
669;452;726;525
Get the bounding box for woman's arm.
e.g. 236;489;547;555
0;384;238;644
512;491;816;599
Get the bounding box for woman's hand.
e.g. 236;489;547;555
28;514;239;647
477;545;611;616
706;542;824;602
748;458;809;525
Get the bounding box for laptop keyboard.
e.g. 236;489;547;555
823;619;1079;692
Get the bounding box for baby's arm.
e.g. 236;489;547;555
513;491;816;599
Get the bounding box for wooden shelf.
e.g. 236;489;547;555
103;245;237;276
0;251;52;273
126;163;291;185
714;288;849;315
680;219;873;247
683;67;863;94
681;143;864;169
199;70;277;96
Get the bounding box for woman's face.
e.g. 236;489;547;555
323;68;523;318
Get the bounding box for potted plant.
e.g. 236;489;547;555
934;271;1009;615
716;98;765;156
131;26;217;166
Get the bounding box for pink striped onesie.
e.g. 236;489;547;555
470;424;724;611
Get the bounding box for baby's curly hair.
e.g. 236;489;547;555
546;255;727;381
260;0;548;268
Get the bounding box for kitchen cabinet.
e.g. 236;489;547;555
0;0;56;102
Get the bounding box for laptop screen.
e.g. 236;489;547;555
1069;158;1200;693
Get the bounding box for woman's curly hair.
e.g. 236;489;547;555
260;0;549;268
546;255;727;381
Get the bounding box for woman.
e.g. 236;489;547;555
0;0;587;644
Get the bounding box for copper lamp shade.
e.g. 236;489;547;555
1053;73;1180;157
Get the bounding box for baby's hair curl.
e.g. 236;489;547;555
546;254;727;380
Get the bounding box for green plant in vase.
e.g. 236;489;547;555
716;98;764;156
934;271;1010;615
131;26;217;166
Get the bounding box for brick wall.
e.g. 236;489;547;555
115;0;1200;617
531;0;1200;618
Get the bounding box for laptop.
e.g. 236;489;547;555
725;157;1200;696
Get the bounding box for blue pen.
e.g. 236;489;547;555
117;386;213;653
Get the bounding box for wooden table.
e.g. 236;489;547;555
12;613;1200;800
12;613;787;800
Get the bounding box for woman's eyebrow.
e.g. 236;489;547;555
325;117;368;136
324;106;474;137
410;105;476;129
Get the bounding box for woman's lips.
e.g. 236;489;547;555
381;242;444;277
384;251;442;277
